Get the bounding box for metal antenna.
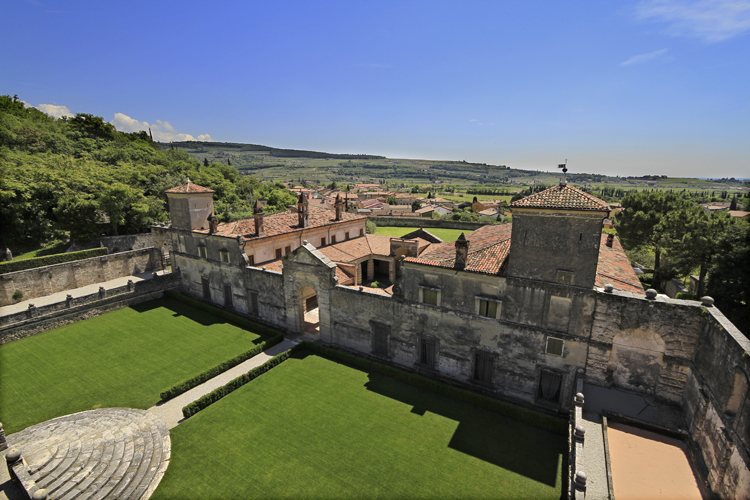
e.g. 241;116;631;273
557;159;568;186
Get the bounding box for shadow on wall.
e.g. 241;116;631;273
364;371;566;487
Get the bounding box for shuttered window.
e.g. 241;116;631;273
546;337;564;356
473;351;494;384
422;288;439;306
479;299;498;318
419;338;437;369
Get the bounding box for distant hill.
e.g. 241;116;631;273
163;141;385;160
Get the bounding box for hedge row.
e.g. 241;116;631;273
163;290;281;338
301;343;568;435
182;348;294;418
160;290;285;401
0;247;109;274
181;341;567;435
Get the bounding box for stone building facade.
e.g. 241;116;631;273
159;181;750;499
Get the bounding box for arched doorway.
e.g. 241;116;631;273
300;286;319;336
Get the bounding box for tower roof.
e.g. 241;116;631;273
510;185;609;211
165;182;214;194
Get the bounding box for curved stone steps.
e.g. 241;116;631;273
6;408;170;500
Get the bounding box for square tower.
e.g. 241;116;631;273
507;184;609;288
165;180;216;231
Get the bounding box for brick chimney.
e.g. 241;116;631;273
297;193;309;228
253;200;265;236
208;213;219;234
334;193;344;221
606;233;614;248
454;233;469;269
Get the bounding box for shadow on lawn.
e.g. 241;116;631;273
129;299;264;344
364;371;566;488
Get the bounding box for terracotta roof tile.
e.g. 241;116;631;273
196;206;367;239
595;234;645;295
510;185;609;211
405;224;512;275
165;182;214;194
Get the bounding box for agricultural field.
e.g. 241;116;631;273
152;352;567;499
0;297;270;434
374;226;473;242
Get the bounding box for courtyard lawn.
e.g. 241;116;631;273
374;226;472;242
0;297;269;434
153;352;566;499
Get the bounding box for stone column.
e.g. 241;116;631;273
367;258;374;281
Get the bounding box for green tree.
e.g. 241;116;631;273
706;223;750;334
614;192;690;277
54;192;102;242
730;195;737;210
97;182;148;236
411;199;422;212
658;207;734;296
386;195;397;205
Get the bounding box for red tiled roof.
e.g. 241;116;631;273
595;234;645;295
317;234;398;264
165;182;215;194
195;206;367;239
511;185;609;211
405;224;512;275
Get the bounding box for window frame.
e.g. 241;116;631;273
219;250;230;263
275;248;282;259
198;245;207;258
545;336;565;356
417;337;438;370
472;350;495;385
420;285;441;307
475;296;502;319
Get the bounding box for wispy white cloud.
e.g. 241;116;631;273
35;103;75;118
636;0;750;42
111;112;212;142
620;48;670;66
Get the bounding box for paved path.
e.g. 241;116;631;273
147;338;300;429
581;412;611;500
0;271;166;317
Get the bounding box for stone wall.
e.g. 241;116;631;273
0;272;180;344
587;291;703;403
683;308;750;500
0;248;161;307
66;233;154;254
368;217;487;231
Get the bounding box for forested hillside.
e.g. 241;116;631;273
0;95;295;252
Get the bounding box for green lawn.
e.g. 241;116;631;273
153;352;566;499
374;226;472;242
0;297;269;434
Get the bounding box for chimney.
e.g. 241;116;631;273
208;213;219;234
454;233;469;269
297;193;309;228
253;201;265;236
334;194;344;221
606;233;614;248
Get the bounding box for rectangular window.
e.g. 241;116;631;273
248;255;255;266
556;271;574;285
345;231;350;240
546;337;564;356
201;277;210;300
371;322;389;357
421;287;439;306
473;351;494;384
285;246;291;255
478;299;498;318
220;251;229;263
320;237;326;246
275;248;282;259
224;284;233;307
198;246;207;258
331;235;337;244
538;370;563;404
360;229;364;237
418;338;437;369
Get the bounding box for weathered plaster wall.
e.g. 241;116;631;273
506;210;605;287
66;233;154;254
587;291;703;402
0;248;160;306
244;267;286;327
683;309;750;500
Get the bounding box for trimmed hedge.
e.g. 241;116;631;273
182;341;568;436
163;290;281;338
0;247;108;274
676;292;699;301
301;343;568;436
183;348;294;418
160;290;285;401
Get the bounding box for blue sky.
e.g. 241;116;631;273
2;1;749;178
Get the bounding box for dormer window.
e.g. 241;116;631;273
220;250;230;263
198;245;207;258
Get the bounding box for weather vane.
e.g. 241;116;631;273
558;160;568;185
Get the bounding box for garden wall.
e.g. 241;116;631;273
368;217;486;231
66;232;154;254
0;248;161;307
